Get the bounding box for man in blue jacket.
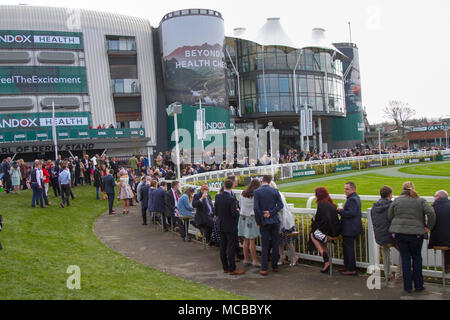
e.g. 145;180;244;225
151;181;168;231
102;169;116;215
254;175;284;276
139;177;151;225
337;181;363;275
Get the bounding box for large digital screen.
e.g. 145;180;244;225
160;14;228;108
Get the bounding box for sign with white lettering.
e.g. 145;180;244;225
0;66;87;94
0;30;83;50
394;159;406;165
293;169;316;177
0;112;91;131
408;158;420;164
161;14;227;108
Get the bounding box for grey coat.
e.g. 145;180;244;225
371;198;395;246
388;193;436;235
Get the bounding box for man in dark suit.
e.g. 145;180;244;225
214;179;245;275
165;181;181;231
193;184;214;244
254;175;283;276
337;181;363;275
152;181;168;231
429;190;450;273
139;176;151;225
103;169;116;215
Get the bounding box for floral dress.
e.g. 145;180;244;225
119;176;134;200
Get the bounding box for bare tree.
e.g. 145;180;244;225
383;100;416;135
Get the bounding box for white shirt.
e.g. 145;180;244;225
239;196;255;217
36;168;43;187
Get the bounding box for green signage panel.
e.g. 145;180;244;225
0;112;91;131
335;164;352;172
167;105;231;151
293;169;316;177
0;66;88;95
0;30;83;50
443;154;450;160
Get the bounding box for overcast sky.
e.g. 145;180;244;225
3;0;450;124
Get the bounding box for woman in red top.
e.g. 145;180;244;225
42;162;51;206
101;164;108;200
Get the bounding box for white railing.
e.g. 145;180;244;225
179;150;449;186
186;205;445;278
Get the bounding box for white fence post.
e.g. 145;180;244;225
366;208;379;274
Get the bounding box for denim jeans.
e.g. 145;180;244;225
96;186;100;200
31;183;44;207
395;234;424;291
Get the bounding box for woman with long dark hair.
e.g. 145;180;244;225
310;187;341;273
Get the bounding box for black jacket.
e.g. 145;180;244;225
140;184;150;210
371;198;395;246
214;191;240;233
102;174;116;194
311;201;341;238
193;191;214;227
429;197;450;248
340;192;363;237
165;188;181;217
93;169;103;188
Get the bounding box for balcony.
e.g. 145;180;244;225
106;39;136;55
111;79;141;96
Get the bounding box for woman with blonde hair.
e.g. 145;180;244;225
177;187;196;242
118;170;134;214
388;181;436;293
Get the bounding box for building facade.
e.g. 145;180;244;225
0;5;157;160
0;5;366;162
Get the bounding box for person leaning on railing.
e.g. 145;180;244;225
176;187;196;242
309;187;342;274
388;181;436;293
428;190;450;273
370;186;402;280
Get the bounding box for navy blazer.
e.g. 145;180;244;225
140;184;150;210
102;174;116;194
429;198;450;248
193;191;214;226
253;184;283;226
151;187;166;213
214;191;240;233
340;192;363;237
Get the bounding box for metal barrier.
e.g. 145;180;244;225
179;150;449;186
183;205;445;279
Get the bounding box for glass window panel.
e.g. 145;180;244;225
269;76;279;93
299;76;307;94
279;77;289;93
307;75;315;94
316;96;324;111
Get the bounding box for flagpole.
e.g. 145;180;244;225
52;100;58;161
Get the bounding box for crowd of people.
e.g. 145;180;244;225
1;149;449;294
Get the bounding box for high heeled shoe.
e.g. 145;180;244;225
320;265;330;274
290;258;299;267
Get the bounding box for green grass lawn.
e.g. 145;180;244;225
398;161;450;177
0;186;244;300
279;173;450;211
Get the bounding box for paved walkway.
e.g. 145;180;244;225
94;207;450;300
278;161;450;189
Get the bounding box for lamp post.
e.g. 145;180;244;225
52;100;58;161
265;121;275;178
166;102;182;180
377;126;382;164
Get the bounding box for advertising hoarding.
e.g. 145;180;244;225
293;169;316;177
0;112;91;131
0;66;88;94
160;14;227;108
0;30;83;50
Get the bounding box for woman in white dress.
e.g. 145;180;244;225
118;170;134;214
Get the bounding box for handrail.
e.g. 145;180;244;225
179;150;449;185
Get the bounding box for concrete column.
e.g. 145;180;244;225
318;117;323;154
313;119;317;152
